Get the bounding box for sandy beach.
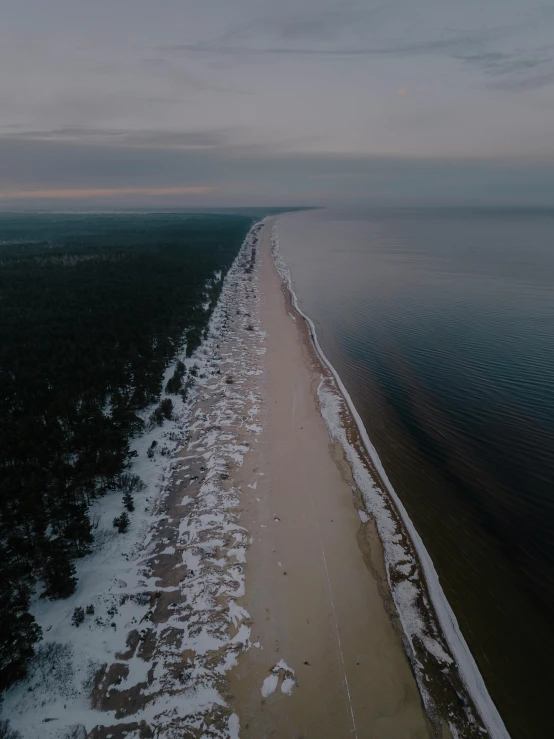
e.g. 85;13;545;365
229;221;434;738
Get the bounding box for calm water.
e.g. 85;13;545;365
277;207;554;739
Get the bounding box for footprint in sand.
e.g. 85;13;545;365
260;660;296;697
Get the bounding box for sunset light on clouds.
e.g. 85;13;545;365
0;186;213;200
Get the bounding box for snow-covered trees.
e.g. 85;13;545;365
0;212;253;691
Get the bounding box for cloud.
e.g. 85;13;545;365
163;33;490;59
161;3;501;59
216;1;385;46
160;5;554;91
0;124;317;161
0;136;222;192
488;68;554;92
457;50;545;75
0;126;238;150
162;33;552;70
397;87;408;96
0;186;213;201
454;44;554;90
139;57;257;96
1;133;553;208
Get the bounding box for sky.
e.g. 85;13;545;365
1;0;553;207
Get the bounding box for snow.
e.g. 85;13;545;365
228;712;240;739
261;673;279;698
281;677;295;696
260;660;296;698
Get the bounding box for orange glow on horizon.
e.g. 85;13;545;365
0;186;213;200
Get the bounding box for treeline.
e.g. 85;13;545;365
0;212;255;690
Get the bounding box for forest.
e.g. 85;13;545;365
0;210;275;693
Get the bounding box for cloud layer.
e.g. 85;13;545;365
1;0;553;205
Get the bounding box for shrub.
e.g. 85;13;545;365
149;398;174;427
0;720;22;739
41;540;78;599
62;726;87;739
0;564;42;689
123;492;135;512
159;398;174;419
180;377;195;403
71;606;85;627
166;360;186;394
115;473;145;494
113;512;130;533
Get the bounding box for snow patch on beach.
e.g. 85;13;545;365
261;659;296;698
261;673;279;697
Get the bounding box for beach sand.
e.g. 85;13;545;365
229;221;435;738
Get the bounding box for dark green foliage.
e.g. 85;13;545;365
71;606;85;627
180;376;195;403
149;397;174;427
116;473;145;494
0;543;42;690
62;726;86;739
0;211;256;691
186;326;204;356
123;492;135;512
0;719;22;739
113;512;130;533
166;360;186;395
41;540;78;599
85;604;95;615
159;398;174;420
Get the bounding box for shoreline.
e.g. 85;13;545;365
230;217;433;738
270;217;509;739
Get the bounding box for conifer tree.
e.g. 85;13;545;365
123;492;135;512
0;545;42;690
113;512;130;533
0;211;255;690
41;540;77;599
0;718;22;739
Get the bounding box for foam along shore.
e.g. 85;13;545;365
268;217;510;739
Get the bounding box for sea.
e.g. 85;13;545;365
276;206;554;739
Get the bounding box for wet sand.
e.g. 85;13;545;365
230;221;434;738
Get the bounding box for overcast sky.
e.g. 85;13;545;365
1;0;553;207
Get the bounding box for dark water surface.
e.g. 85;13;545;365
277;207;554;739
